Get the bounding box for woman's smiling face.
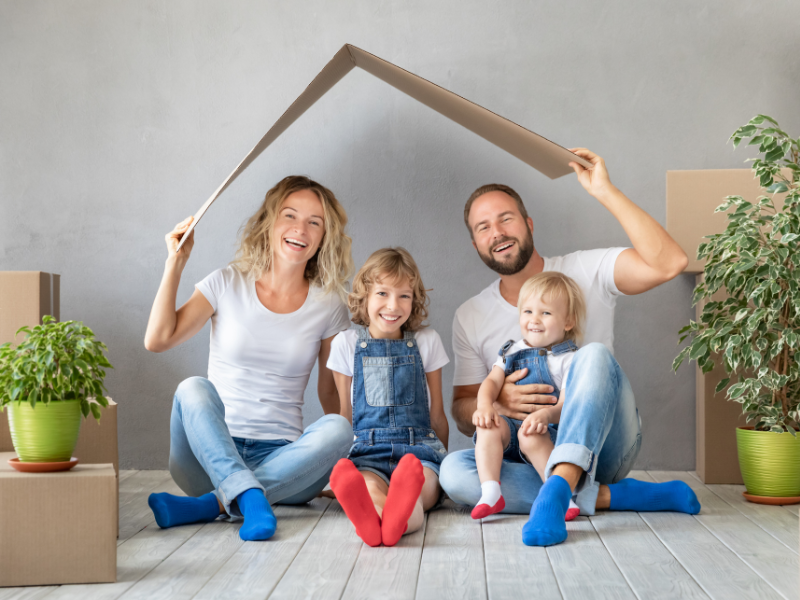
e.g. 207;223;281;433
272;189;326;267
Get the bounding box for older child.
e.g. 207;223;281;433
472;272;585;521
327;248;450;547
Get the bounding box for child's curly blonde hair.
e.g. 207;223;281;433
518;271;586;342
349;247;429;332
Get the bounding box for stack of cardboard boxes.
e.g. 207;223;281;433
0;272;117;586
666;170;787;484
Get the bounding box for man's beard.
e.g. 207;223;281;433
478;234;535;276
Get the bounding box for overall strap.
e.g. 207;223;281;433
403;329;416;341
551;339;578;355
498;339;516;361
356;325;370;340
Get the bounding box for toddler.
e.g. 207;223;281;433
327;248;450;546
472;272;585;520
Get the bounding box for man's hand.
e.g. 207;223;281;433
568;148;615;200
494;368;557;420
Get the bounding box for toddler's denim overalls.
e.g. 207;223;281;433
348;326;447;484
473;339;578;466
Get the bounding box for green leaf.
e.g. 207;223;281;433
715;378;730;393
90;402;102;421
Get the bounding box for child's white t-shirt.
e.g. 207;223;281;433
327;328;450;408
452;247;627;386
196;265;351;441
492;340;576;392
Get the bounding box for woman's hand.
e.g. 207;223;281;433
166;216;195;265
568;148;616;200
473;405;501;429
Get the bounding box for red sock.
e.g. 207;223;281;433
329;459;382;547
382;455;425;547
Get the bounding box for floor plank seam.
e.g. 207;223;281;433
412;515;428;600
589;514;644;600
688;512;792;600
702;485;799;556
479;516;489;600
636;512;717;600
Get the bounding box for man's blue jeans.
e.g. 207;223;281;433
440;343;642;516
168;376;353;517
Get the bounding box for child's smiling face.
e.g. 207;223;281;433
519;292;573;348
366;276;413;339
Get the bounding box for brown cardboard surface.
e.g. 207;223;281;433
666;169;788;273
0;400;119;475
0;452;116;586
177;44;592;251
0;271;59;345
694;274;748;484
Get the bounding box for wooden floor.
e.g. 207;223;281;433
1;470;798;600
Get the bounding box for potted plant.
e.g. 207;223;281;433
0;316;113;468
674;115;800;503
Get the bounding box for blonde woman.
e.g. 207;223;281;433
144;176;355;541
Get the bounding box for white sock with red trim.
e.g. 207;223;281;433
565;499;580;521
472;481;505;519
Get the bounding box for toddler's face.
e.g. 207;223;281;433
519;292;573;348
366;276;413;339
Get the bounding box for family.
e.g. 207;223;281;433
143;148;700;548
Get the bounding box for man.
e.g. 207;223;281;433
439;148;700;546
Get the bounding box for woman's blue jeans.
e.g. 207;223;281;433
168;376;353;517
440;343;642;516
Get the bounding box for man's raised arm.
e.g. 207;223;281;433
569;148;688;295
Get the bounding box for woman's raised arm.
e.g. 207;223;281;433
144;217;214;353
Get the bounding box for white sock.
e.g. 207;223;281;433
568;499;579;512
478;481;502;507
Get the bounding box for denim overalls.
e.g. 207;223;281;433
347;326;447;484
473;339;578;465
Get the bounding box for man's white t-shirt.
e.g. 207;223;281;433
452;248;627;386
327;328;450;408
196;266;351;441
492;340;575;391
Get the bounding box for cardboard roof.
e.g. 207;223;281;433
177;44;592;250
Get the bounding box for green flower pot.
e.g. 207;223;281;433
736;427;800;497
7;399;82;462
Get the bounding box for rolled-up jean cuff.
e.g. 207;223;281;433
215;468;264;518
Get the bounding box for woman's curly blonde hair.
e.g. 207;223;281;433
349;248;429;332
232;175;354;299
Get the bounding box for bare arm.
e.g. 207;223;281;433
144;217;215;352
317;335;341;415
332;371;353;424
426;369;449;451
569;148;688;295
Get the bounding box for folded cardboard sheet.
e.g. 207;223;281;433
0;452;117;586
177;44;591;250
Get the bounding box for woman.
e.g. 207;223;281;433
144;176;355;541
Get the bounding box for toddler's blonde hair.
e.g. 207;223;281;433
349;248;429;332
518;271;586;343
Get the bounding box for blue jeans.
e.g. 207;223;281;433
440;343;642;516
168;376;353;517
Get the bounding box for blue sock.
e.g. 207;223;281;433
608;478;700;514
521;475;572;547
237;488;277;541
148;492;220;528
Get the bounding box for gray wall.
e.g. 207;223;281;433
2;1;798;469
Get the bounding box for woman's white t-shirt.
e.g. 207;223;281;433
196;266;350;441
492;340;575;391
327;328;450;408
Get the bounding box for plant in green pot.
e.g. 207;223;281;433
0;316;113;469
674;114;800;504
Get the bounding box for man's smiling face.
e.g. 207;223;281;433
468;191;534;276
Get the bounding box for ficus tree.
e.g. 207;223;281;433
674;115;800;434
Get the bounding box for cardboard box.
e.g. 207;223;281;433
177;44;593;250
0;399;118;475
694;276;748;484
0;272;119;475
0;452;116;586
666;169;788;273
0;271;59;344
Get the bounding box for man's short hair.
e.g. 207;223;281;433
463;184;529;237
